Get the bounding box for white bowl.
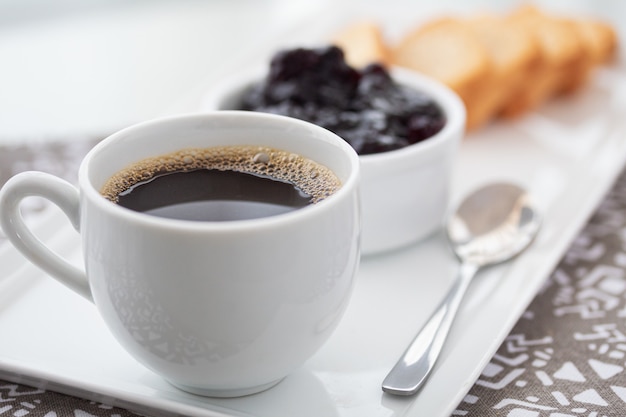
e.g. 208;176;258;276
202;65;465;255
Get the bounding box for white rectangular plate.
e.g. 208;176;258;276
2;4;626;417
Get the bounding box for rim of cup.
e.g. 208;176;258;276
79;111;361;232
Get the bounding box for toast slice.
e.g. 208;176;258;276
391;17;492;128
501;5;585;117
331;21;390;68
563;17;618;91
462;14;541;128
575;18;618;64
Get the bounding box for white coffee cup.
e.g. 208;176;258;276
0;111;361;397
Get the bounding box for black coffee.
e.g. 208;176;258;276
101;146;341;221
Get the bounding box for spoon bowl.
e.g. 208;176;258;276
382;182;541;396
448;183;540;265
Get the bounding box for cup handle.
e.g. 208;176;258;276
0;171;93;302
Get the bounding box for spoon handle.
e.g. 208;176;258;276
382;261;479;396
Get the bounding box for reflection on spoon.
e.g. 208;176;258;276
382;182;541;396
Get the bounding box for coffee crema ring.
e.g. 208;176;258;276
100;145;342;205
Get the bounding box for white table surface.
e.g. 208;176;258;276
0;0;327;141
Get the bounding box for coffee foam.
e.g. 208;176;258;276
100;146;342;204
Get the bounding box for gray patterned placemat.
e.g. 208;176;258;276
0;140;625;416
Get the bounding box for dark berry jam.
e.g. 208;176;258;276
239;46;446;155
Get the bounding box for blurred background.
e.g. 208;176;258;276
0;0;623;143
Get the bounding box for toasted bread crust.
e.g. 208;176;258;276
500;6;579;116
391;18;495;130
331;21;390;68
573;18;618;65
462;14;541;128
392;18;492;106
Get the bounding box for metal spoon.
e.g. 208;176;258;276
382;182;541;396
